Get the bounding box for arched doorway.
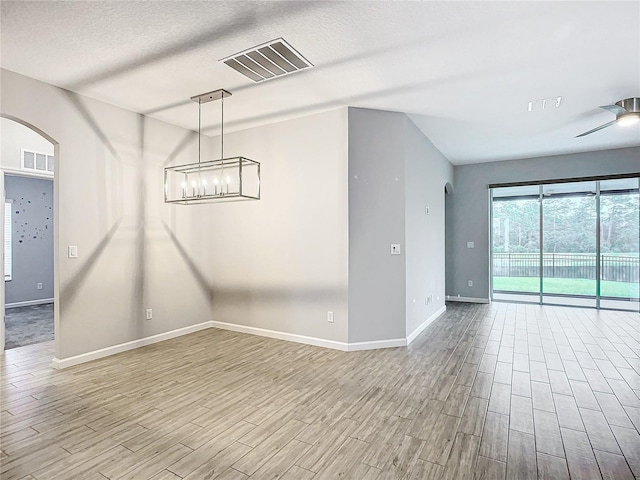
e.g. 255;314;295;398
0;116;59;352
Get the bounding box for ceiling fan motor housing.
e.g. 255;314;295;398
616;97;640;125
616;97;640;113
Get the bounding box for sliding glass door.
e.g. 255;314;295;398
599;178;640;310
492;186;540;303
542;182;597;307
491;176;639;311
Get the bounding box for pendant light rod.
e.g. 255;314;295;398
190;89;231;161
221;95;224;159
198;99;202;166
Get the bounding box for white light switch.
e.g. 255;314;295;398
425;206;430;215
467;242;474;249
68;246;78;258
391;244;401;255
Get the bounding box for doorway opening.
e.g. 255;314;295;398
1;117;56;350
490;176;640;311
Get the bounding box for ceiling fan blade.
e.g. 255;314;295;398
575;120;617;137
600;104;627;115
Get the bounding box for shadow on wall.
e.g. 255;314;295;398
161;219;213;304
60;220;121;315
31;90;212;335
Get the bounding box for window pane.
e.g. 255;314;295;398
542;192;597;307
492;197;540;297
600;188;639;310
23;151;34;169
35;153;46;171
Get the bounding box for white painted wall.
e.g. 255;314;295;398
1;117;54;171
206;108;350;344
1;69;215;359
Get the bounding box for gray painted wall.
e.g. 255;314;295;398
404;117;453;336
348;108;407;343
348;108;453;343
446;147;640;300
5;175;54;304
207;108;350;344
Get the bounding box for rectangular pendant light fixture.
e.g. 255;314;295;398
220;38;313;83
164;89;260;205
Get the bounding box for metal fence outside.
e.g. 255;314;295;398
493;253;639;282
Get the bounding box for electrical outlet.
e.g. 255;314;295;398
467;242;474;249
145;308;153;320
327;311;334;323
468;280;473;287
36;282;43;290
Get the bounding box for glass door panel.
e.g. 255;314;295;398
599;178;640;311
492;185;540;303
542;182;597;307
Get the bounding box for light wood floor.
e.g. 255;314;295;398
1;302;639;480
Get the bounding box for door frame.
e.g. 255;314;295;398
1;115;59;354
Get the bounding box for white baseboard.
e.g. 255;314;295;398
407;305;447;345
212;321;432;352
446;296;490;304
51;321;213;369
51;308;453;369
210;320;350;351
6;298;54;309
346;338;406;351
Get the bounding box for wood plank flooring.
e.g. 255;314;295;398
1;302;639;479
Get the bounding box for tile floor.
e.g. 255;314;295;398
1;302;639;479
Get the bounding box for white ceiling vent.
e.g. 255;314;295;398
220;38;313;83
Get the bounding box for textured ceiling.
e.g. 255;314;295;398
1;1;639;164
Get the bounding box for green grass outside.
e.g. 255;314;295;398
493;276;640;299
